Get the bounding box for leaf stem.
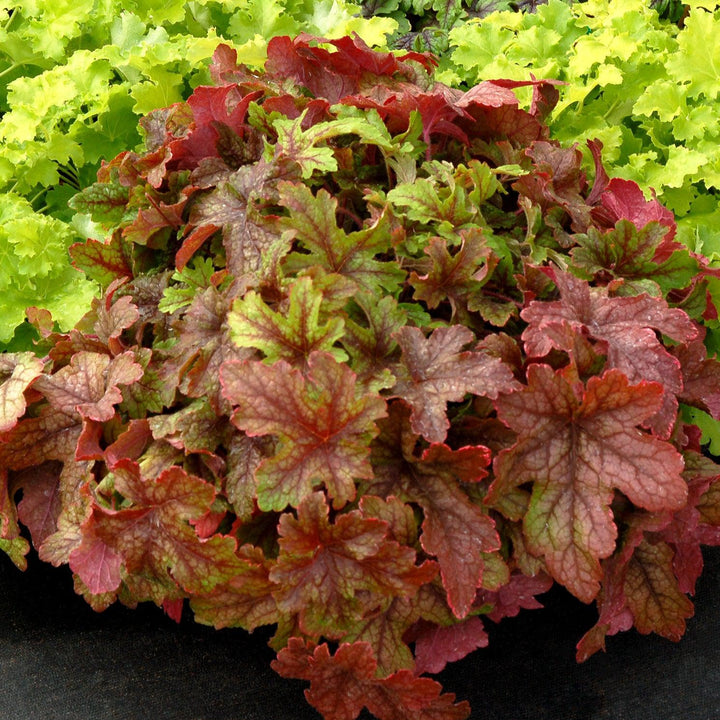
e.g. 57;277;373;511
0;61;21;79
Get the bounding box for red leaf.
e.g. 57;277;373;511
513;142;590;231
264;35;433;105
269;491;436;638
591;178;678;256
673;336;720;419
220;352;387;511
412;616;489;675
89;460;243;599
68;533;123;595
370;402;499;618
478;571;554;623
16;462;62;547
521;269;698;437
175;224;219;270
272;639;470;720
488;365;687;602
168;86;262;170
391;325;520;443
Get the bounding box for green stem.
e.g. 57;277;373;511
0;61;21;79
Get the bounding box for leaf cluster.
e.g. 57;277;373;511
3;34;720;720
0;0;396;346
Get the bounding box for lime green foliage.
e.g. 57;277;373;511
440;1;720;259
0;1;396;347
0;193;97;344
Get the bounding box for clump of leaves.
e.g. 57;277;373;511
0;0;396;347
3;34;720;720
361;0;553;55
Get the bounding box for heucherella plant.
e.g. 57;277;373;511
3;35;720;720
0;0;396;347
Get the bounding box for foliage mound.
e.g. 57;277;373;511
0;0;395;347
3;34;720;720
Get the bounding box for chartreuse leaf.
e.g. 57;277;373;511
0;193;98;343
228;276;347;365
220;352;387;511
488;365;687;603
667;7;720;100
158;258;216;315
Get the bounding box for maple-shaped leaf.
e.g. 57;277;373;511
340;294;406;393
188;160;287;280
412;616;489;675
162;285;254;409
391;325;520;443
369;402;499;618
488;365;687;602
190;544;279;632
476;570;554;623
570;220;698;296
220;352;387;511
90;291;141;356
521;269;698;437
278;182;405;296
269;491;435;638
386;176;478;229
272;638;471;720
270;109;394;179
512;142;591;232
0;352;45;432
228;276;347;366
591;178;678;253
409;230;495;318
32;351;143;423
88;460;243;597
673;336;720;420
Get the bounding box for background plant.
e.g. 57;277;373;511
0;0;395;349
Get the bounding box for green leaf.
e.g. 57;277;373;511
228;276;348;365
